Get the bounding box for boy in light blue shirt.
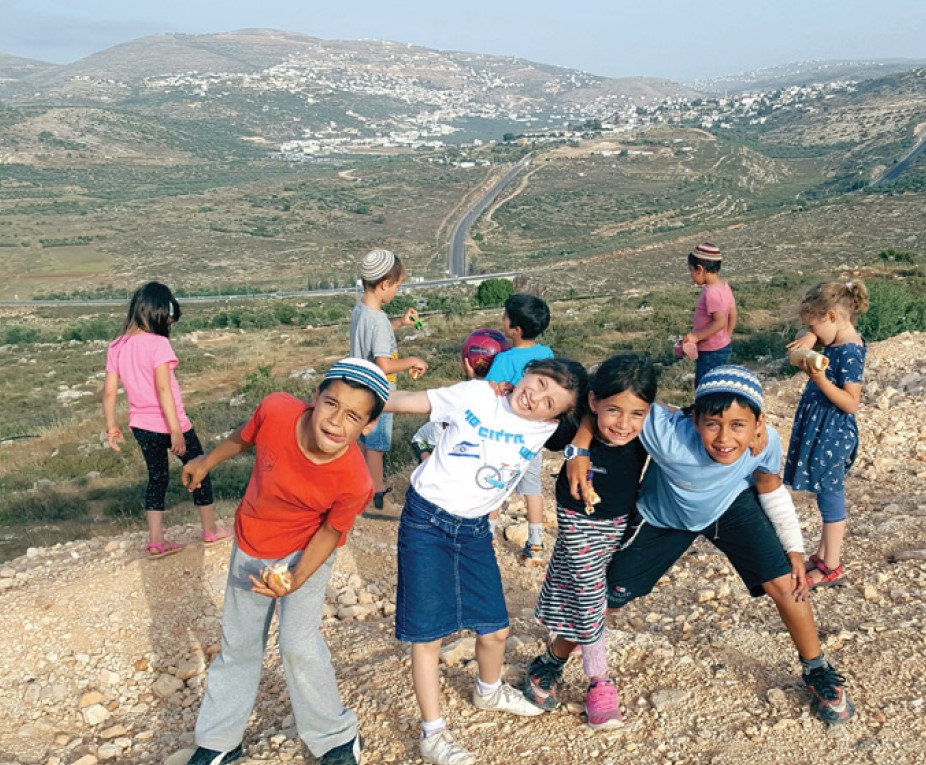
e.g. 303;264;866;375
634;398;781;530
485;294;553;560
559;366;855;726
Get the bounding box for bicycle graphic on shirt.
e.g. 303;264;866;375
474;440;523;492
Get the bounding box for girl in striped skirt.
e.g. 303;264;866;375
523;354;656;729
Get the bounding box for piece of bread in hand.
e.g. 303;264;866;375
265;563;293;592
585;487;602;514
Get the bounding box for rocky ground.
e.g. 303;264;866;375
1;333;924;765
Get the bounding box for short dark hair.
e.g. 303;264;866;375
693;391;761;422
687;252;722;274
592;353;658;404
361;255;406;291
318;377;385;421
504;294;550;339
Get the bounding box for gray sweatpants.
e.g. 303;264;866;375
194;543;357;757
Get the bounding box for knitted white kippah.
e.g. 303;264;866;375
360;248;396;281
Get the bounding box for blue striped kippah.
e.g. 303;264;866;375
324;358;390;404
695;365;763;411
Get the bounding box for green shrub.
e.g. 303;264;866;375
0;488;88;524
878;248;918;264
475;278;514;308
857;278;926;340
733;329;793;363
63;317;119;341
1;325;44;344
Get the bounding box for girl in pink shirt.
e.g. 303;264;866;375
103;282;229;557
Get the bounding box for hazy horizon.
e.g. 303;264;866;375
3;1;926;82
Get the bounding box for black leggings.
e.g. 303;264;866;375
131;427;214;510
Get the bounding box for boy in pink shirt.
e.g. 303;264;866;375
681;242;738;386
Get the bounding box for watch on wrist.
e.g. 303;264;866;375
563;444;590;461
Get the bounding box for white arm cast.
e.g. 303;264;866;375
758;485;805;554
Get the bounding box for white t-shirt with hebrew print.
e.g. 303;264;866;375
410;380;558;519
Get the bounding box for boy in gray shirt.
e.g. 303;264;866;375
350;249;428;517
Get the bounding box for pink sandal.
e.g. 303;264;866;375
145;541;184;558
202;527;233;545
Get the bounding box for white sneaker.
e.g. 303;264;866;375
419;729;476;765
472;681;545;717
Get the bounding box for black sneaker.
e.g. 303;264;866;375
522;653;565;711
372;489;392;510
320;735;363;765
187;744;243;765
802;663;855;724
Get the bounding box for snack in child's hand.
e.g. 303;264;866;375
789;348;829;371
584;487;602;514
265;563;293;592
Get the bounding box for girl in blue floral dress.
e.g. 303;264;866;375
784;280;869;588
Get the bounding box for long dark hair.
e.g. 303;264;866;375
120;281;180;338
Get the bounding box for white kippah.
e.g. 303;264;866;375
360;249;396;281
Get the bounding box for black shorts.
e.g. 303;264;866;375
606;487;791;607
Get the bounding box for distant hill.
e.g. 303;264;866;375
0;29;696;149
690;58;926;95
0;52;60;83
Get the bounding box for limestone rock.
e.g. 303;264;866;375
81;703;111;726
440;637;476;666
151;674;185;699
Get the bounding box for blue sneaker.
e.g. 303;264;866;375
187;745;243;765
521;542;545;565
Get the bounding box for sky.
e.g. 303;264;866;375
2;0;925;82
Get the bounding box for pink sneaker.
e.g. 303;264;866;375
584;679;624;729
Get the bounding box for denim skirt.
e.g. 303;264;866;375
395;486;509;642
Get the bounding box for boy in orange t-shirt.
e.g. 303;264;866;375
180;358;389;765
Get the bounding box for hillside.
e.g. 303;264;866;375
0;332;924;765
0;52;60;83
724;68;926;194
0;29;694;147
689;58;926;95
